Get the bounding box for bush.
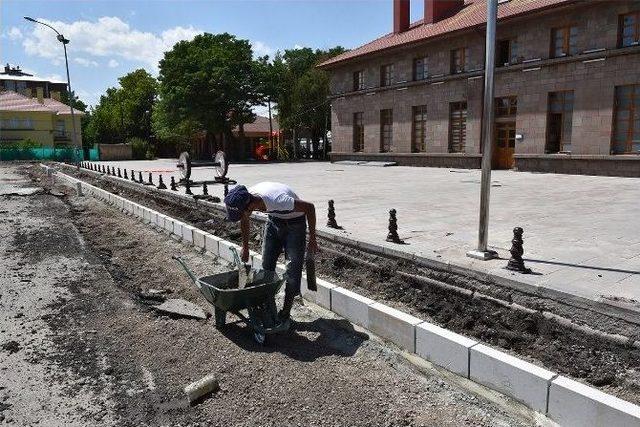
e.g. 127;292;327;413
128;137;155;160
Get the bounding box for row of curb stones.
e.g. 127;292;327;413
51;165;640;427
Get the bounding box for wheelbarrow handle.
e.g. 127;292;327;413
172;255;199;284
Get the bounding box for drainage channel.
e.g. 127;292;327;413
55;163;640;407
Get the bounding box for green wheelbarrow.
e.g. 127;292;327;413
172;255;289;344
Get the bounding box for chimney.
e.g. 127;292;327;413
393;0;410;33
51;91;61;101
425;0;464;24
36;87;44;104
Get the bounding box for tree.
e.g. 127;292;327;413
155;33;260;159
83;69;157;146
273;46;346;159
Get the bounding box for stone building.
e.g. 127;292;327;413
318;0;640;176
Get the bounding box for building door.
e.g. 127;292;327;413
547;113;563;153
492;96;517;169
492;122;516;169
546;91;574;153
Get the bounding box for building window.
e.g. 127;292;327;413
413;56;429;81
0;118;34;129
449;102;467;153
619;11;640;48
353;112;364;152
495;96;518;117
451;47;469;74
380;109;393;152
353;70;364;91
612;84;640;154
380;64;395;87
551;26;578;58
497;39;519;66
412;105;428;152
546;91;574;153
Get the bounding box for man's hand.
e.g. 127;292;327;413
241;245;250;263
307;236;319;255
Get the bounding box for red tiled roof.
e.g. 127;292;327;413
233;115;279;135
0;90;84;115
318;0;579;68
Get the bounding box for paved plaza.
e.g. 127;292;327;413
96;159;640;316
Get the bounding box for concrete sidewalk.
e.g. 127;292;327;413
96;159;640;318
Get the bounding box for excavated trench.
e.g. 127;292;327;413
55;165;640;405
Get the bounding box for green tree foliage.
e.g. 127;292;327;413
154;33;259;154
84;69;157;145
269;46;345;158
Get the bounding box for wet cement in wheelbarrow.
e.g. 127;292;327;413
61;165;640;406
5;164;537;426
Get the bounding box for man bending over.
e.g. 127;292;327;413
224;182;318;321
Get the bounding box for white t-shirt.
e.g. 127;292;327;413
248;182;304;219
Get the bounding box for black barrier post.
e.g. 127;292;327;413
505;227;532;273
327;200;343;229
386;209;405;244
170;176;177;191
157;175;167;190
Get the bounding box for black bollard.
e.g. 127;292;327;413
506;227;532;274
157;175;167;190
224;184;229;197
147;172;153;185
138;171;143;183
185;180;193;195
117;168;122;178
327;200;343;229
124;169;128;180
170;176;177;191
386;209;405;244
131;170;136;182
202;182;209;196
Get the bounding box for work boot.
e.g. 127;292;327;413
278;293;295;321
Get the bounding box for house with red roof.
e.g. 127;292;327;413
1;70;83;148
318;0;640;176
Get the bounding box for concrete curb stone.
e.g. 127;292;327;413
547;375;640;427
368;302;423;352
470;344;556;413
415;322;478;378
331;287;375;328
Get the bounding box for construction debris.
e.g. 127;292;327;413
154;298;207;320
184;374;219;404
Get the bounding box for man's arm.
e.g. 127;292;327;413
240;197;266;262
293;200;318;254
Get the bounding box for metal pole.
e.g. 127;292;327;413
467;0;498;261
62;42;80;168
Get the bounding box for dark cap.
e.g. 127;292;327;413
224;185;251;222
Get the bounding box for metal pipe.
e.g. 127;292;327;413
468;0;498;260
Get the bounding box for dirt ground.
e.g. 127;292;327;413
61;164;640;407
0;163;547;426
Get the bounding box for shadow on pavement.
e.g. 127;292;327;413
525;258;639;275
220;317;369;362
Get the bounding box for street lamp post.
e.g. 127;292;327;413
24;17;81;167
467;0;499;261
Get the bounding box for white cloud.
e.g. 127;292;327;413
107;59;119;68
5;27;23;40
74;57;99;67
22;16;203;71
251;41;274;58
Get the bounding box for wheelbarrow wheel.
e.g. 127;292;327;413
254;331;266;345
214;307;226;328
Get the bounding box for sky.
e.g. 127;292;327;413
1;0;427;110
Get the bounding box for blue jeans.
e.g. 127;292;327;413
261;216;307;297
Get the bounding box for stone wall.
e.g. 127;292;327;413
326;1;640;176
97;143;132;161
